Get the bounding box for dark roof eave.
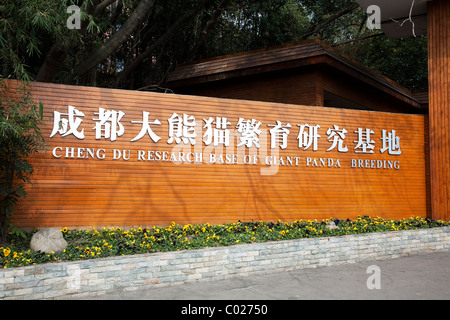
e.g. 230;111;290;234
167;40;422;111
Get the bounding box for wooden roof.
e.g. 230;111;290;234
167;39;423;111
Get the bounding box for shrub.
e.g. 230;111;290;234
0;81;45;243
1;216;449;268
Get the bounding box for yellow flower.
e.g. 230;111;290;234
61;227;68;233
3;247;11;257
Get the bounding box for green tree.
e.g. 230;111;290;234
0;1;79;82
0;0;373;89
1;0;428;91
0;82;45;243
0;0;53;243
337;34;428;91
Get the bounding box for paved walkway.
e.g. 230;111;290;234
87;251;450;300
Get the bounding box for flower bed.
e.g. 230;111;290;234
1;216;449;269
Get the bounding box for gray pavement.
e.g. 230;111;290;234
87;250;450;300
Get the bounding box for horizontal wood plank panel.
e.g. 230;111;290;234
2;80;428;228
173;70;321;106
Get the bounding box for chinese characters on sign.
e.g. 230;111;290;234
50;105;401;154
49;105;402;172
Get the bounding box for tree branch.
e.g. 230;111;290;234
116;0;213;88
94;0;117;16
110;0;123;26
36;0;112;82
300;2;359;40
332;32;384;47
187;0;231;62
66;0;156;83
35;43;68;82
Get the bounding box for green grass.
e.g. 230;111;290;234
1;215;449;269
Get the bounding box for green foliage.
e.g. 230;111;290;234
0;81;45;243
0;0;429;91
193;0;310;56
1;216;448;268
338;35;428;91
0;0;72;80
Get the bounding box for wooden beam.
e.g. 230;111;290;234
427;0;450;221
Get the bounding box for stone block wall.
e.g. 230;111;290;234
1;227;449;299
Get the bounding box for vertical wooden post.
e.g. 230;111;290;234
428;0;450;221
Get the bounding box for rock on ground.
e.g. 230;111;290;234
30;228;68;253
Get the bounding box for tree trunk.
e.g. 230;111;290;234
66;0;156;83
116;0;213;88
187;0;231;62
35;43;68;82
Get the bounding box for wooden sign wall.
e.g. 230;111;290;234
4;80;428;228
